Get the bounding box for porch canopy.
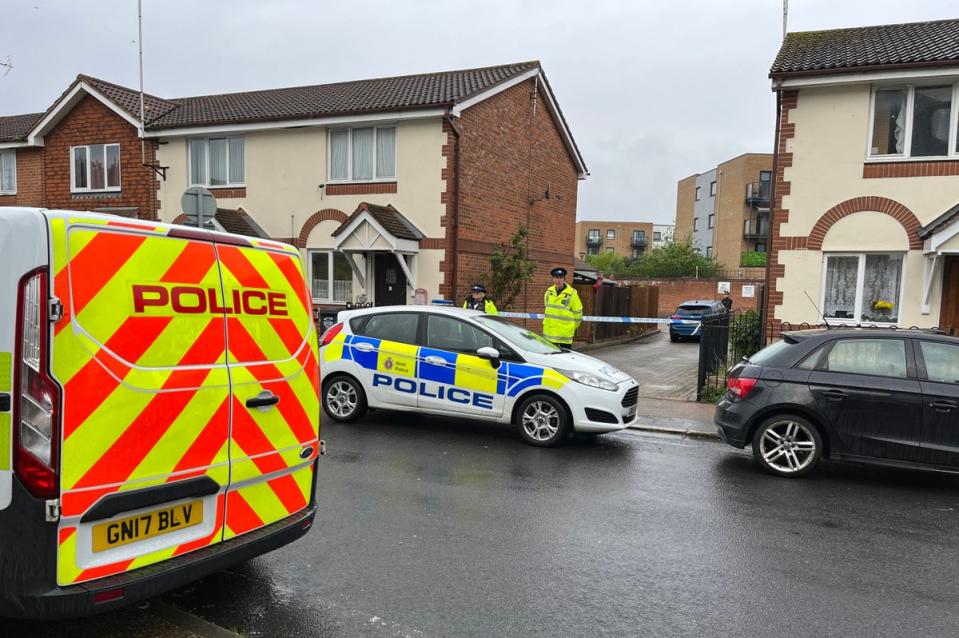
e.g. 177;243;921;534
919;202;959;313
331;202;424;293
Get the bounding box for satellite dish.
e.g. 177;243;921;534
180;186;216;229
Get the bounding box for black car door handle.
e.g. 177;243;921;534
929;400;956;412
821;390;847;401
246;391;280;409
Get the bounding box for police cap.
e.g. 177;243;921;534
550;267;568;278
471;284;487;293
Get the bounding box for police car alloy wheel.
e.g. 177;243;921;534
516;394;571;447
323;375;367;423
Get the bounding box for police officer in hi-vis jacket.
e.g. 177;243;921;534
542;267;582;350
463;284;498;314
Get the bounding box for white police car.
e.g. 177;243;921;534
319;305;639;446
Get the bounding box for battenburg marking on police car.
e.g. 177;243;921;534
372;374;495;409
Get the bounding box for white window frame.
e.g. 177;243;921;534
606;229;615;240
820;252;907;325
327;125;397;182
0;150;15;195
308;249;354;303
70;143;121;193
866;82;959;161
188;136;246;188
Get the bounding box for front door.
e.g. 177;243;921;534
808;337;922;464
939;257;959;335
374;254;407;306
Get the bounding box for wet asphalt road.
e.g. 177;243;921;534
7;413;959;637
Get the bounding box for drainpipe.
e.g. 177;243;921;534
761;85;783;345
444;113;462;302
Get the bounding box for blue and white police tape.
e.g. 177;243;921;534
497;312;682;325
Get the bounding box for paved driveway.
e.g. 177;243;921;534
593;329;699;400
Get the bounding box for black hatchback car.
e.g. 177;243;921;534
715;329;959;478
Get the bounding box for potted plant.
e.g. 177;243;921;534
872;299;894;321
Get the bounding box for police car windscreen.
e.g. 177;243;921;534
474;316;561;354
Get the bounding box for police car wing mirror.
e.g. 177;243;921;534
476;346;500;365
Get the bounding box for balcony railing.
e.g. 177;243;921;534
745;181;771;208
631;237;647;248
743;217;769;239
586;237;602;246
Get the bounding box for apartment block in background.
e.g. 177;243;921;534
674;153;772;267
652;224;675;248
575;220;655;259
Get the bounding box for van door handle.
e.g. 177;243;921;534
424;356;446;366
929;400;956;412
246;391;279;409
821;389;847;401
353;342;375;352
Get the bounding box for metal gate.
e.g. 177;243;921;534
697;310;764;400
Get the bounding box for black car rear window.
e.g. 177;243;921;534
676;305;711;316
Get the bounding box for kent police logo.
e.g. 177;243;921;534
384;357;394;370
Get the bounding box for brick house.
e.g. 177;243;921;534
0;62;587;315
574;220;655;259
766;19;959;333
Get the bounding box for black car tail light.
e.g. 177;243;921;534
727;376;758;400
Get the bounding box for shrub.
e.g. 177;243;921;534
740;251;768;267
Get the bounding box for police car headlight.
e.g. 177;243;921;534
557;369;618;392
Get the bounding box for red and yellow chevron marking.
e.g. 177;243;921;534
48;216;318;586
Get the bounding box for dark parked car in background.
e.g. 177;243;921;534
669;300;726;342
715;329;959;478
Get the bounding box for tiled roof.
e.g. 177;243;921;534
771;19;959;76
79;74;181;123
147;62;539;129
333;202;424;241
0;112;43;142
214;207;270;238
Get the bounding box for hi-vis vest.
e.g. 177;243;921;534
45;213;319;586
543;284;583;345
463;298;498;314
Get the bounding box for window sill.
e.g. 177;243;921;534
71;191;122;198
325;182;397;196
0;191;16;196
863;159;959;178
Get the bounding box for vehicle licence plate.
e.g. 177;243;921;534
92;500;203;553
626;406;637;420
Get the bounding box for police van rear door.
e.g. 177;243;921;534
49;214;231;586
215;240;319;539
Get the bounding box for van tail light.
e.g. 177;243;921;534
13;268;60;499
320;322;344;347
727;376;758;400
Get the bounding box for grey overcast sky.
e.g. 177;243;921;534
1;0;956;224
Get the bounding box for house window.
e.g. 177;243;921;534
869;84;956;158
190;137;245;187
706;246;713;258
709;181;716;196
693;218;699;231
71;144;121;192
0;151;15;194
605;247;614;254
632;230;645;242
653;231;662;241
708;214;715;229
695;186;701;201
822;253;904;324
755;242;767;253
631;247;644;259
309;250;353;302
606;229;615;240
329;126;396;181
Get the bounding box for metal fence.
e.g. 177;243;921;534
696;310;764;401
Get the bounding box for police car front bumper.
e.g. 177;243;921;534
565;378;639;433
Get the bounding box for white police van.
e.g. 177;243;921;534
319;306;639;446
